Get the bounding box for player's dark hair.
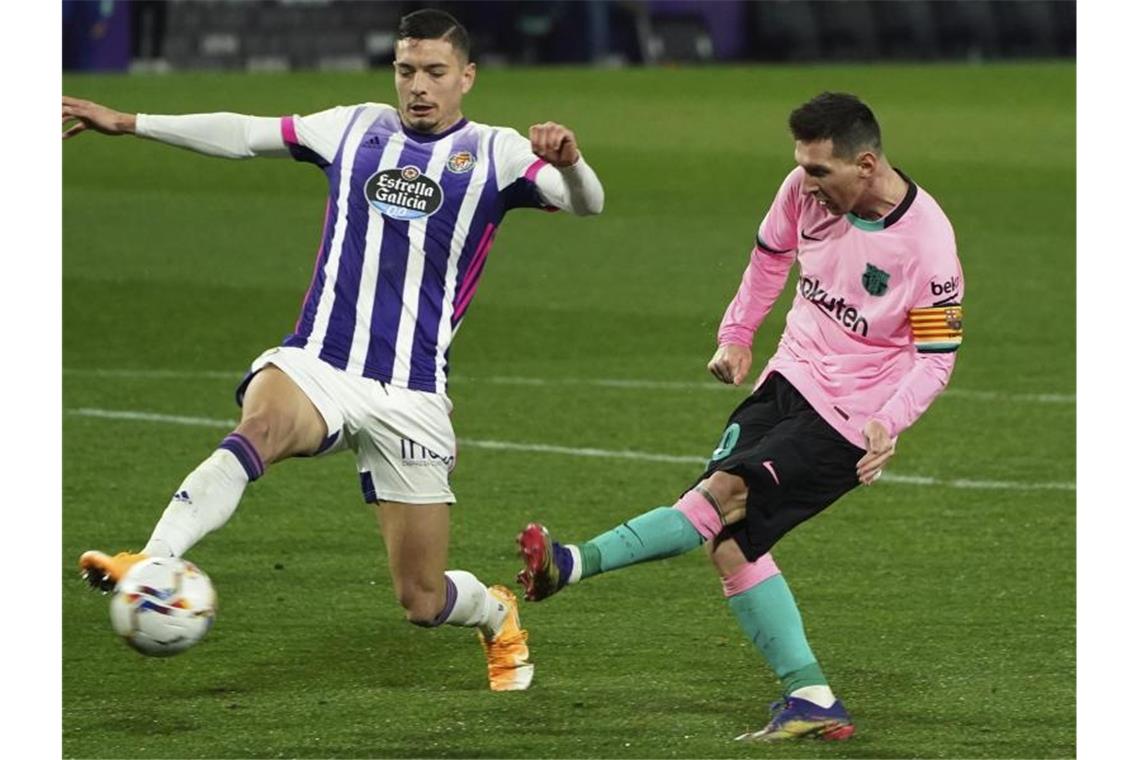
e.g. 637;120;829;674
397;9;471;61
789;93;882;158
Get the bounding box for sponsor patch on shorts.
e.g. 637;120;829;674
400;439;455;468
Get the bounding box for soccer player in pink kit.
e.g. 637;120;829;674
65;10;604;692
517;93;964;741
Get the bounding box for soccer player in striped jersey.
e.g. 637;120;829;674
63;9;604;691
518;93;964;738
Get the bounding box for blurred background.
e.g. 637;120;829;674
63;0;1076;73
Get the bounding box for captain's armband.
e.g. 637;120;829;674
908;304;963;353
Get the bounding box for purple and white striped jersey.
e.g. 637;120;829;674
277;103;555;394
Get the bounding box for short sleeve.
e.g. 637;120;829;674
755;168;804;254
493;128;552;211
281;104;367;168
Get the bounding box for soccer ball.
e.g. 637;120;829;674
109;557;217;657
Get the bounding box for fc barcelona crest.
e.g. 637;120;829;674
862;263;890;296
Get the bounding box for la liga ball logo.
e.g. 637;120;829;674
364;165;444;220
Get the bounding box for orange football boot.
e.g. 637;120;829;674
477;585;534;691
79;550;148;593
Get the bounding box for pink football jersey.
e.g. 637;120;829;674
718;167;964;448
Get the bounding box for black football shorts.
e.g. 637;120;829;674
690;372;866;562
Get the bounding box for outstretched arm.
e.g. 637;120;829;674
62;96;136;138
62;96;288;159
527;122;604;216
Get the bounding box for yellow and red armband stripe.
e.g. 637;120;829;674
909;304;963;353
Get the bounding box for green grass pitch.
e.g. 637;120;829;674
63;63;1074;758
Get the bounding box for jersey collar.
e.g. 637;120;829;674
401;117;469;143
845;169;917;231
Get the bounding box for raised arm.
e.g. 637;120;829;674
527;122;604;216
62;96;288;159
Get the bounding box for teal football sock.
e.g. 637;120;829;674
577;506;703;579
727;574;829;693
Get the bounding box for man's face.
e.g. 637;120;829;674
794;139;874;216
393;38;475;134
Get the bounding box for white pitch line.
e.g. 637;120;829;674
470;375;1077;405
66;407;1075;493
941;388;1075;404
70;408;237;428
62;368;1076;405
456;437;704;465
65;368;240;380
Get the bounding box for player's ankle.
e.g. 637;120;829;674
565;544;584;583
789;685;836;708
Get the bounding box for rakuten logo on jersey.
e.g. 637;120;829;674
798;276;870;337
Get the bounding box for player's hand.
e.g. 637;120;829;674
857;419;896;485
707;344;752;386
529;122;580;167
62;96;136;140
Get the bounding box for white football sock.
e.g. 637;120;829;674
143;449;250;558
790;684;836;708
566;544;583;584
443;570;509;638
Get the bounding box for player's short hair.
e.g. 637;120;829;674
789;93;882;159
397;9;471;62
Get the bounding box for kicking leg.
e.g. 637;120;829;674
79;365;328;590
516;472;747;601
376;501;533;692
515;384;780;600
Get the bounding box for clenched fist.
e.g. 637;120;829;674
707;344;752;386
529;122;580;167
856;419;896;485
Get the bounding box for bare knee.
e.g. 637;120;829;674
706;471;747;501
234;412;287;464
238;367;326;463
394;581;446;626
706;534;749;578
700;472;748;524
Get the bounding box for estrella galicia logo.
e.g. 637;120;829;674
446;150;476;174
363;165;444;220
862;263;890;297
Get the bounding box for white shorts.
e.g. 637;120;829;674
238;346;457;505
